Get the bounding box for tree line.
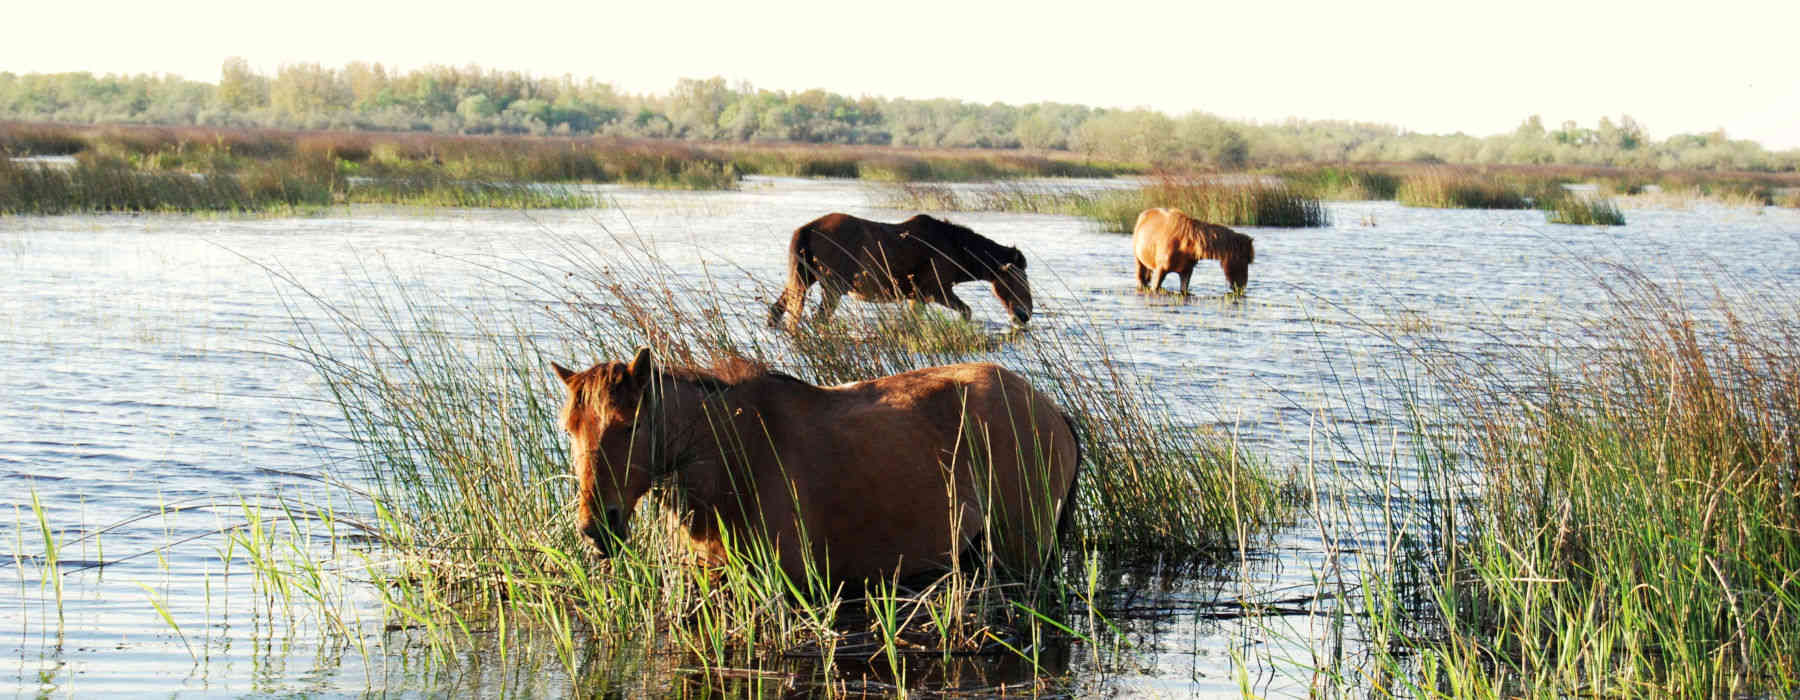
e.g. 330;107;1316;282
2;59;1794;173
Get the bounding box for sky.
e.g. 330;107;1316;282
8;0;1798;150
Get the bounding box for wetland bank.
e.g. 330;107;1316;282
5;174;1799;696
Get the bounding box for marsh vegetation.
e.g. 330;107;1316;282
5;173;1798;696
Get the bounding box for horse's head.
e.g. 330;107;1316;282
989;246;1032;325
552;347;659;557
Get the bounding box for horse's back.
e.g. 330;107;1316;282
1133;207;1192;265
787;363;1079;579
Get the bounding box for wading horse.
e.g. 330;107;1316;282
552;348;1081;583
767;213;1033;330
1132;207;1256;295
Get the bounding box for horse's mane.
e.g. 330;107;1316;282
1164;208;1255;266
567;355;806;416
901;214;1026;273
660;355;806;391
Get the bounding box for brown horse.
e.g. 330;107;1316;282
767;213;1033;330
1132;207;1256;295
552;348;1081;583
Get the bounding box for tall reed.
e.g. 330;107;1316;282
1540;192;1626;225
1395;170;1541;209
1337;268;1800;697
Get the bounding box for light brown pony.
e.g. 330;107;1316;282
552;348;1082;583
767;213;1033;330
1132;207;1256;295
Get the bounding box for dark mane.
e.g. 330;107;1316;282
658;355;807;392
900;214;1024;273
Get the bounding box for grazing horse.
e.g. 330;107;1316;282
552;348;1081;583
1131;207;1256;295
767;213;1033;330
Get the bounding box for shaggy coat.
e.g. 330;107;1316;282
768;213;1032;329
1132;207;1256;295
553;349;1081;583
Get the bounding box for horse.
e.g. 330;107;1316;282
1131;207;1256;295
551;347;1081;584
767;213;1033;330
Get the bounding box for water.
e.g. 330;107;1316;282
4;178;1797;695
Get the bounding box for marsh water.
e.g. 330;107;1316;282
4;177;1798;696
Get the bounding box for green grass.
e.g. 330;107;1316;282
1332;269;1800;697
1276;166;1402;200
0;155;334;214
344;177;597;208
1396;170;1544;209
1540;193;1626;225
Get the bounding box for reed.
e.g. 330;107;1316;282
1395;170;1541;209
0;156;332;214
1540;192;1626;225
1277;166;1402;200
345;177;596;209
1328;268;1800;697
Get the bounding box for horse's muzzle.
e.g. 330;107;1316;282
583;506;631;557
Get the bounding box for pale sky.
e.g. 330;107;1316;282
8;0;1798;150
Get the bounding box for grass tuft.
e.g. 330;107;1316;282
1540;192;1626;225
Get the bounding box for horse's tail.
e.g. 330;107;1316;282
769;223;819;328
1053;408;1085;547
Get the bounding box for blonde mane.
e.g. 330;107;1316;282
1164;208;1255;266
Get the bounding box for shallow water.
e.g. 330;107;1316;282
3;178;1797;695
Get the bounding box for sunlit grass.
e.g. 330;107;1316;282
1540;192;1626;225
1324;268;1800;697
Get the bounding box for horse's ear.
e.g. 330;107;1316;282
627;346;654;380
1010;246;1026;268
552;362;579;386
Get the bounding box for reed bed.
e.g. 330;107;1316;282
1395;170;1545;209
1276;165;1402;200
876;174;1328;230
1540;193;1626;225
1335;268;1800;697
0;155;592;214
0;155;332;214
263;228;1293;694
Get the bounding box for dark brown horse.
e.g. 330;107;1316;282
1132;207;1256;295
767;213;1033;330
552;348;1081;583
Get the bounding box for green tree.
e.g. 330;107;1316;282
217;57;267;111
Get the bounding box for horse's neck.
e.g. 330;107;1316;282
656;379;754;518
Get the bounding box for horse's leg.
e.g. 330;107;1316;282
1178;266;1193;297
1222;259;1247;295
770;277;811;329
813;284;844;324
1152;268;1169;293
941;289;972;320
1135;261;1151;291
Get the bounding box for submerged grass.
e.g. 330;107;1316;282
263;224;1293;694
1333;268;1800;697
